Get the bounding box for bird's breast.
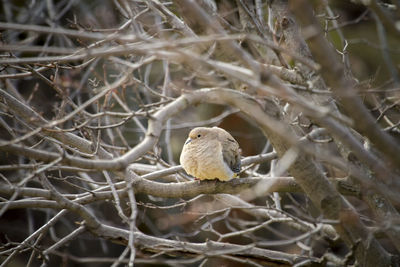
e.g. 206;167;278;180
180;140;233;181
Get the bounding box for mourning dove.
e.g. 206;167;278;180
180;127;241;181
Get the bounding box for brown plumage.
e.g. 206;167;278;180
180;127;241;181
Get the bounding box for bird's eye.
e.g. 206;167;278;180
197;134;201;138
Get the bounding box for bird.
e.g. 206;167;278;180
180;126;241;181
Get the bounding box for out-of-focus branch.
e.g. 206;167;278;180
268;1;400;257
0;88;112;159
368;0;400;37
0;22;137;42
0;210;67;265
290;0;400;170
87;224;320;265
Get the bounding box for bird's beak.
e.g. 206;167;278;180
185;138;192;145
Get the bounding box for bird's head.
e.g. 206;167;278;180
185;127;217;145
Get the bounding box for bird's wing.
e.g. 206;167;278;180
221;138;241;173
